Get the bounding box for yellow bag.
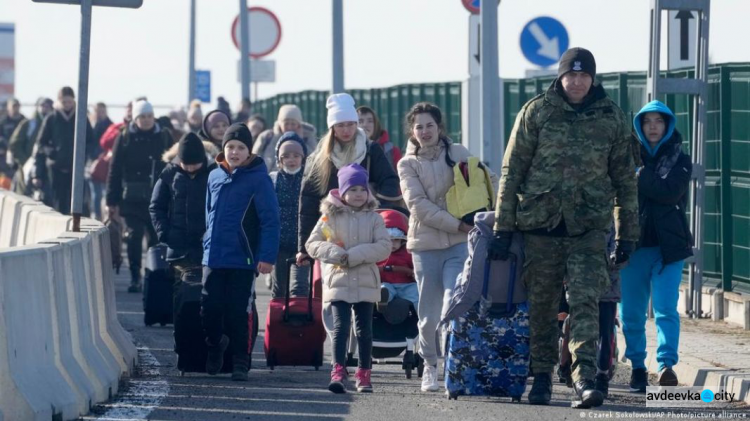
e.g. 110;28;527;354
446;157;495;222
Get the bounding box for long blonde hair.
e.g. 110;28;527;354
307;128;358;196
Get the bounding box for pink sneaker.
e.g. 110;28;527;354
328;363;348;394
355;368;373;393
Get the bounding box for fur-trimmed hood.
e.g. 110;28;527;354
320;189;379;216
162;140;220;163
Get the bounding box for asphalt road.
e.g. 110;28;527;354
80;266;749;421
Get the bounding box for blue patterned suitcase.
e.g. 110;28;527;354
444;255;530;401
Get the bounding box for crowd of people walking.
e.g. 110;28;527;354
0;46;692;408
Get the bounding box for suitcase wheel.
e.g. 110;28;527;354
511;395;522;403
416;355;424;378
180;371;185;377
447;391;458;400
404;363;412;379
314;366;320;371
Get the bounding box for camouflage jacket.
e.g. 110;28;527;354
494;81;639;241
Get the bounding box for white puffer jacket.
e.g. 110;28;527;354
398;139;498;252
305;190;391;304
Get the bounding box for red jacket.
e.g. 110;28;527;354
376;130;402;168
378;246;414;284
100;121;126;152
376;209;413;284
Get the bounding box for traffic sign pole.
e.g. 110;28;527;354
188;0;196;105
332;0;344;94
239;0;251;104
70;0;93;231
480;0;502;174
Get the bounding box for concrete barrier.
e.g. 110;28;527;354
0;191;138;420
78;221;137;372
0;245;81;420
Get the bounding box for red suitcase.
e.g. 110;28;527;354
264;258;326;370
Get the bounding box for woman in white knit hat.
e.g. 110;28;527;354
253;104;318;172
296;93;402;266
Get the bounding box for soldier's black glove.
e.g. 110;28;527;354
489;231;514;261
612;240;635;265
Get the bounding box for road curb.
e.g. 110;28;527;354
616;329;750;405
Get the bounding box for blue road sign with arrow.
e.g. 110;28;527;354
520;16;569;68
195;70;211;103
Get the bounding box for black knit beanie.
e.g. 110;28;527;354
178;132;205;165
558;47;596;80
222;123;253;151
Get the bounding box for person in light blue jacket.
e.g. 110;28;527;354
620;100;693;393
202;123;280;382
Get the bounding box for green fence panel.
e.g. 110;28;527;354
250;64;749;290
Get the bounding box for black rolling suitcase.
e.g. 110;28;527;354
173;270;259;375
143;244;174;326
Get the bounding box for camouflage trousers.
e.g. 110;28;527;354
523;230;609;382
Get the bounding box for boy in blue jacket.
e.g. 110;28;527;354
202;123;280;381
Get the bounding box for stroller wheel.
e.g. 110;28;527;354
416;355;424;378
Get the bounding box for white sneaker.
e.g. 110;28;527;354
421;365;440;392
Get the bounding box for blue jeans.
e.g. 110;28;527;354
88;179;105;220
413;242;468;366
382;282;419;309
619;247;684;371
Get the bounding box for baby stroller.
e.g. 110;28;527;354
345;298;423;379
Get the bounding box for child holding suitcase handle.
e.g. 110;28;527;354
306;163;391;393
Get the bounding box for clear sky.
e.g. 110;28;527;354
1;0;747;119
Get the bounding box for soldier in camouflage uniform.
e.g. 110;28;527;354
489;48;639;408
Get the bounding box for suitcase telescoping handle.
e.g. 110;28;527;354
483;252;517;314
284;257;315;323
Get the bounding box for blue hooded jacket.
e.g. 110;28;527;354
203;154;280;270
633;100;676;157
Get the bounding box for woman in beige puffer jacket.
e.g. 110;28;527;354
397;102;498;392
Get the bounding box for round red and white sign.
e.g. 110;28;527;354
231;7;282;59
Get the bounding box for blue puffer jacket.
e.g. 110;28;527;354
149;157;216;262
202;154;280;270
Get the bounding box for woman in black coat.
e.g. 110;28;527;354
295;93;401;263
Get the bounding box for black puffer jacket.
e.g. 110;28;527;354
298;136;402;254
35;109;94;173
149;156;215;262
106;122;172;217
637;131;693;265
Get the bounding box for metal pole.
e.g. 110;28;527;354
71;0;93;231
332;0;344;94
480;0;501;174
240;0;251;103
188;0;196;105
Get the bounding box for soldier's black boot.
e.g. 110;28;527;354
594;372;609;399
573;379;604;408
128;269;142;293
231;354;249;382
528;372;552;405
205;334;229;375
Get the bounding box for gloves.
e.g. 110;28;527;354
489;231;514;261
612;240;635;265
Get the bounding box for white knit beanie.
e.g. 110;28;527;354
277;104;303;125
132;100;154;120
326;93;358;128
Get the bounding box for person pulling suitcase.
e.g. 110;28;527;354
201;123;280;381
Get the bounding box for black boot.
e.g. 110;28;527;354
629;368;648;393
231;354;250;382
594;372;609;399
128;269;142;293
205;334;229;375
528;372;552;405
573;379;604;408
